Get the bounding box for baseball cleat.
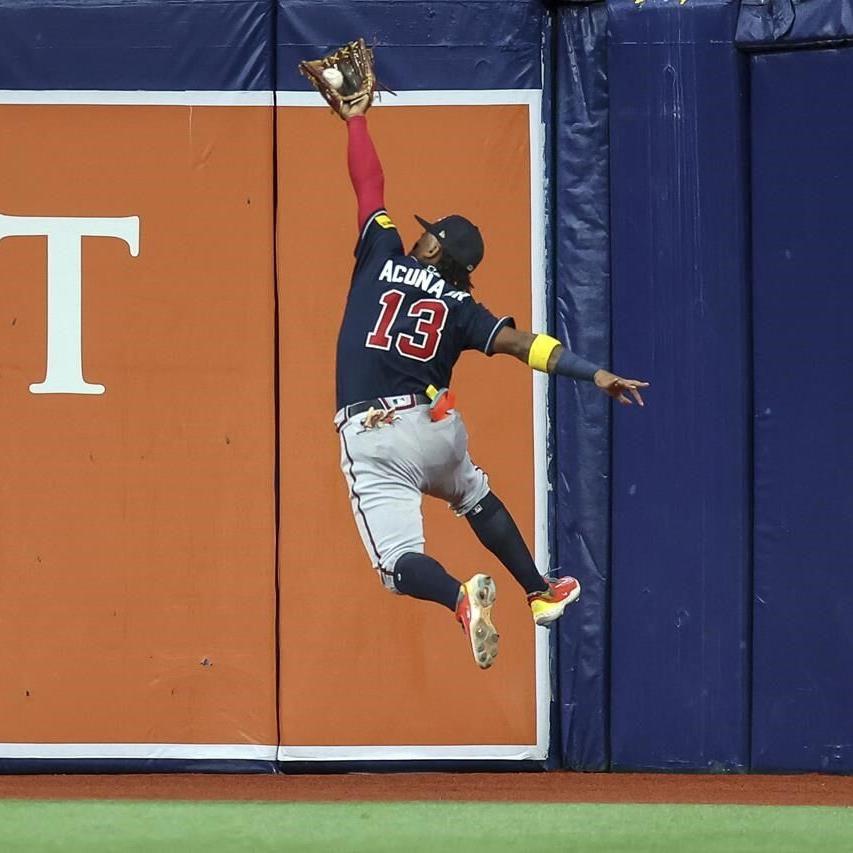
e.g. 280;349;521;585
455;574;499;669
528;576;581;626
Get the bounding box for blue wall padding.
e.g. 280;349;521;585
750;48;853;774
552;2;611;772
607;0;752;771
0;0;273;90
737;0;853;49
276;0;543;90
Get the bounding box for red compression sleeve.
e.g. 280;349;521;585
347;116;385;230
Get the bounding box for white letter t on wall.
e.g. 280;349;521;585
0;214;140;395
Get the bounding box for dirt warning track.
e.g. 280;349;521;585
0;773;850;807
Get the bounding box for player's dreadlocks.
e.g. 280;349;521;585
435;254;473;292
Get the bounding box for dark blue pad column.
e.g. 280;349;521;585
552;1;611;771
750;47;853;773
607;0;752;771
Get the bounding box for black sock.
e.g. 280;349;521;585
465;492;548;596
393;553;462;612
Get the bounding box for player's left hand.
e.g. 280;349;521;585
340;94;371;121
594;370;650;406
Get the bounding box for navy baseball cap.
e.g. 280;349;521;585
414;214;485;273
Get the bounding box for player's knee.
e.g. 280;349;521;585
380;546;424;592
383;545;423;574
391;551;417;591
452;472;491;517
377;566;400;594
462;489;502;522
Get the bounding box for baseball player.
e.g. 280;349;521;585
334;96;648;668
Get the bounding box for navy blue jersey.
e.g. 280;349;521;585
335;210;514;410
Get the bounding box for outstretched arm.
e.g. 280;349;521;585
343;96;384;230
492;326;649;406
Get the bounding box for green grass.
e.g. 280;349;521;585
0;801;849;852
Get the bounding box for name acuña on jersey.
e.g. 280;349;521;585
377;259;471;303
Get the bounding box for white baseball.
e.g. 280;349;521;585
322;67;345;90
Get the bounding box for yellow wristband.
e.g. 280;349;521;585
527;334;561;372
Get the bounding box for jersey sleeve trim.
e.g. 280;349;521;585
359;208;388;243
484;316;516;356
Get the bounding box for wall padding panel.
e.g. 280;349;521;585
750;47;853;774
607;0;751;771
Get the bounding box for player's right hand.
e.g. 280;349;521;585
594;370;650;406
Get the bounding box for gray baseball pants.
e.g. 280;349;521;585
336;402;490;591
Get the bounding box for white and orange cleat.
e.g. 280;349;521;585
455;574;499;669
528;576;581;626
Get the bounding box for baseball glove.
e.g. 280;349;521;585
298;39;390;117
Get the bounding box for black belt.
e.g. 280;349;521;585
334;393;431;430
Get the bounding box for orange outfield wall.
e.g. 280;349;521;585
0;101;540;758
0;105;278;747
277;105;539;747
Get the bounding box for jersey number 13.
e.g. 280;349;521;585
365;289;448;362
